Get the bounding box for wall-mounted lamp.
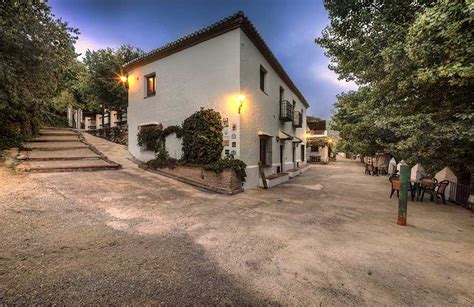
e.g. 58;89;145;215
119;75;128;83
237;95;245;114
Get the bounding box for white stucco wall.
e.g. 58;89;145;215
127;29;241;162
165;133;183;159
308;146;329;162
238;29;307;189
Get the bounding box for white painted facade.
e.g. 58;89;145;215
127;27;308;189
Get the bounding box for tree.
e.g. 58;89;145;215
83;45;143;116
0;0;78;150
307;115;322;122
317;0;473;185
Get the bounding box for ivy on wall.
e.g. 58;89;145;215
138;108;247;182
137;124;163;151
137;124;183;152
181;108;223;164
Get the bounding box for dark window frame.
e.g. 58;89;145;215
259;136;272;166
145;73;156;97
260;65;267;93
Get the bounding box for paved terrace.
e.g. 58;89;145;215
0;133;472;305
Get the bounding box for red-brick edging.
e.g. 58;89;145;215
139;164;244;195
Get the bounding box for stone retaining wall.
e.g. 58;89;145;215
143;164;244;195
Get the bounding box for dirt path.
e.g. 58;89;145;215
0;136;472;305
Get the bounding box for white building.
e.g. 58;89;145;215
306;120;330;163
124;12;310;189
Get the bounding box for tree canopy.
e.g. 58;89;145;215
317;0;473;181
0;0;78;149
83;45;143;114
0;1;143;150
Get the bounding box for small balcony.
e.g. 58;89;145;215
279;100;293;122
293;110;302;128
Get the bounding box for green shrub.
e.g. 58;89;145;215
162;125;183;139
137;124;163;151
146;145;177;169
181;108;223;164
204;157;247;182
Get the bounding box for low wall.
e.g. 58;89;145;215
142;164;243;195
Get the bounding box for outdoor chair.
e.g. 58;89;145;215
420;176;438;202
434;180;449;204
389;174;400;198
389;174;414;201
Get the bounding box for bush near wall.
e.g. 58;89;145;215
137;124;163;150
140;109;247;184
181;108;223;164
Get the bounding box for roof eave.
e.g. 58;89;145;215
123;13;309;108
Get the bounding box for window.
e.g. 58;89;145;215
301;145;305;161
259;137;272;166
260;65;267;92
145;73;156;97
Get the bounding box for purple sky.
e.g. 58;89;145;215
49;0;357;119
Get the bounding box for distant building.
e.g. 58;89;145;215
67;107;127;131
306;120;329;163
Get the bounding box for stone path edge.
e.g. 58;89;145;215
76;130;122;169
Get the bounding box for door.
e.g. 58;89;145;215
280;145;284;173
292;145;296;169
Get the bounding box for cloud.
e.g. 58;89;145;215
311;63;358;90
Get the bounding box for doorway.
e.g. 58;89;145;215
292;145;296;169
280;145;284;173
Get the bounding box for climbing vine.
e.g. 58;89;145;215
181;108;223;164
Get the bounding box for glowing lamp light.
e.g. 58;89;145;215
119;75;128;83
237;95;245;114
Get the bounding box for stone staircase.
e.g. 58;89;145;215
17;128;121;172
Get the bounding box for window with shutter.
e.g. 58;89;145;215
259;137;272;166
266;139;272;166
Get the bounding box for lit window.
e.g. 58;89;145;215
145;73;156;97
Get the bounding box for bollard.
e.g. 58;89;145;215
397;164;409;226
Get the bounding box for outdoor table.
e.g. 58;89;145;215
410;179;435;201
410;180;420;200
416;179;437;201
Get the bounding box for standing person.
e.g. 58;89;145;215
373;155;379;176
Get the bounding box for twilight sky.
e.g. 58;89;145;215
49;0;357;119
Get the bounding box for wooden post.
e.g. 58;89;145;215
397;164;409;226
258;161;268;189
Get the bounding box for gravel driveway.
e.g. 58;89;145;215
0;134;472;305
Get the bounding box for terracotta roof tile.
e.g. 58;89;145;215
123;11;309;108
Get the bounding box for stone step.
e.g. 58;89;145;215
18;148;101;161
39;129;77;136
30;135;81;142
21;159;120;172
23;141;89;151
